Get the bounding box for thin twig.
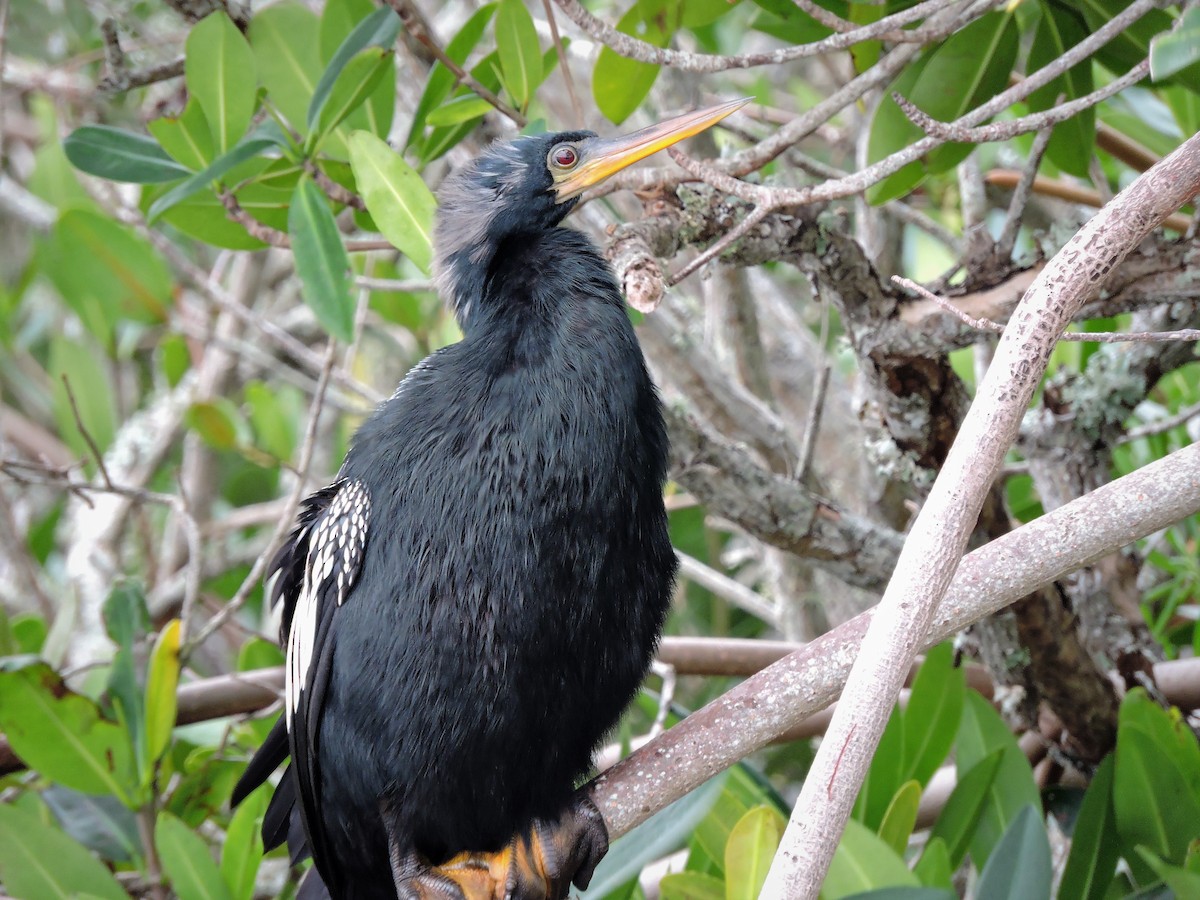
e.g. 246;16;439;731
676;550;779;626
354;275;435;293
996;122;1055;261
61;375;114;489
795;300;831;484
304;160;367;211
383;0;527;127
219;191;290;248
182;340;339;658
541;0;582;126
984;170;1194;233
894;276;1200;343
1121;398;1200;443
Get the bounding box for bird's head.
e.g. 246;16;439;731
434;99;748;323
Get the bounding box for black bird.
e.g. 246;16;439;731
231;99;746;900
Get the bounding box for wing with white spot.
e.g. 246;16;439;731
279;478;371;884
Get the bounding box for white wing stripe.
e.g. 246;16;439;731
285;480;372;725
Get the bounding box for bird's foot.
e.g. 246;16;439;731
390;794;609;900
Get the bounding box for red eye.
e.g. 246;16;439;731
551;145;578;168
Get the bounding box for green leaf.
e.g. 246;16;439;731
49;208;172;329
426;95;496;128
840;891;955;900
854;702;905;831
1059;756;1120;900
687;762;789;879
902;643;964;789
1136;847;1200;896
928;749;1003;870
156;811;235;900
63;126;191;183
43;785;141;863
911;11;1019;173
148;98;214;171
347;131;437;274
186;400;245;451
144;619;182;772
955;691;1041;869
312;47;394;147
1113;689;1200;864
913;837;953;890
185;11;258;154
0;804;127;900
407;4;497;149
580;775;726;899
47;337;116;463
660;872;725;900
877;781;921;856
724;806;785;900
593;1;670;124
221;787;267;900
103;582;150;776
318;0;378;59
1027;3;1095;178
1147;7;1200;82
248;2;322;135
0;662;134;802
823;818;920;899
495;0;542;109
975;805;1051;900
244;381;296;460
289;176;355;342
307;7;401;134
146;124;285;222
866;12;1018;202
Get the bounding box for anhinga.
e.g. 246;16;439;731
232;99;746;900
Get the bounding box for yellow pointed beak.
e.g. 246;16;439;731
552;98;750;202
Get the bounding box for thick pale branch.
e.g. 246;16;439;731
762;127;1200;899
592;438;1200;840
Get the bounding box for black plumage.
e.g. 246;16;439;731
232;101;745;900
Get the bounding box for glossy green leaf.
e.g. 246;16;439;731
307;7;401;134
1059;755;1120;900
146;124;285;222
289;176;355;342
348;131;436;274
902;643;964;789
1136;847;1200;896
248;2;322;134
975;805;1051;900
823;817;920;898
580;775;726;899
1152;7;1200;81
318;0;377;59
854;702;905;831
928;749;1003;870
912;12;1019;173
420;50;506;163
157;811;235;900
660;872;725;900
43;785;141;863
593;2;670;124
312;47;393;146
866;12;1017;203
407;4;497;149
913;837;953;890
495;0;542;109
426;94;496;127
1027;3;1095;178
221;787;267;900
144;619;182;771
0;662;134;802
955;691;1041;869
161;334;192;386
877;781;921;856
1067;0;1200;86
148;98;214;171
63;126;191;183
1163;84;1200;138
724;806;785;900
244;382;296;460
0;804;127;900
185;11;258;153
1113;689;1200;864
687;762;789;878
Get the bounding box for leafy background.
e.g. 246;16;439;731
2;0;1200;898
